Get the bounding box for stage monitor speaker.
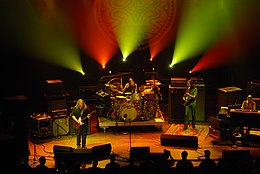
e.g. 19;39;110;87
53;145;73;152
130;146;150;161
222;150;251;160
52;116;70;136
160;134;198;148
54;148;92;170
150;152;165;163
91;143;112;160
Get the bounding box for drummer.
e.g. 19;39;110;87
122;77;138;94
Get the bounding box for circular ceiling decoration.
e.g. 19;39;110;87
94;0;177;50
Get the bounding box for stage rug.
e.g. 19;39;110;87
165;124;209;143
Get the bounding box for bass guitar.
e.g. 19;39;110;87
182;87;195;106
73;110;96;129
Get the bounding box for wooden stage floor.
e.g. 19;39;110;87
28;121;260;170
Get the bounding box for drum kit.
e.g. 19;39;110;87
108;84;161;122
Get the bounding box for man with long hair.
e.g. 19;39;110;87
71;99;92;149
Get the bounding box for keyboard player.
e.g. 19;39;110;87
240;94;257;139
241;94;257;111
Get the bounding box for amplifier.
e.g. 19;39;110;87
52;116;70;136
52;109;68;118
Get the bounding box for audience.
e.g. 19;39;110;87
198;150;217;174
154;149;175;174
34;156;50;174
139;152;157;174
104;154;121;174
86;159;103;174
121;157;140;174
175;150;194;174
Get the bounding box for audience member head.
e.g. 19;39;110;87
181;150;188;160
39;156;46;165
204;150;211;159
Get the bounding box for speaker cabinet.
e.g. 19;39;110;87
52;116;70;136
45;79;64;98
168;87;186;123
218;86;243;110
130;146;150;161
247;81;260;98
47;97;67;114
54;147;92;170
160;134;198;148
91;143;112;160
196;86;205;122
168;87;205;123
1;95;29;157
150;152;165;163
219;150;252;173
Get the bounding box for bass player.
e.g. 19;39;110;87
182;79;198;130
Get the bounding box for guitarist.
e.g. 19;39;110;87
182;79;198;130
70;99;92;149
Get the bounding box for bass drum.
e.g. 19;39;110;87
121;104;137;121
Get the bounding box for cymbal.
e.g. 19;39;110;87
124;92;132;95
146;80;161;85
116;96;127;99
146;79;159;83
146;82;161;85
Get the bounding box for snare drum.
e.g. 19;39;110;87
120;103;137;121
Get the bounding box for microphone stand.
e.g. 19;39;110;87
129;118;132;150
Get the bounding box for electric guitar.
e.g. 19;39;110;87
73;110;96;129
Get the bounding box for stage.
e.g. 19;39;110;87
27;121;260;171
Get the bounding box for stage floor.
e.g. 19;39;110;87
28;121;260;170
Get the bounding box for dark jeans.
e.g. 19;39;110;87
76;125;87;147
184;103;196;126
